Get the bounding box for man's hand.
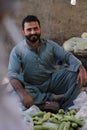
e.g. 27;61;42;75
77;65;87;87
22;92;34;108
51;94;64;102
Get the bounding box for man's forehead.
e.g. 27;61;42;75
24;22;40;27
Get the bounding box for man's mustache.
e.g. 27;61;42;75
30;34;38;37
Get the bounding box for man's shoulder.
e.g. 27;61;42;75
45;39;60;47
16;39;26;48
42;39;54;45
13;39;26;50
11;39;26;54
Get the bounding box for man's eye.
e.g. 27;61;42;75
34;28;38;31
27;29;32;31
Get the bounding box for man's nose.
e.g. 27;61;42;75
31;29;36;34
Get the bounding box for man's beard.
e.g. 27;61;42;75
25;34;41;43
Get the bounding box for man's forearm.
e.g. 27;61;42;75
10;78;34;107
10;78;26;100
78;64;85;71
77;65;87;87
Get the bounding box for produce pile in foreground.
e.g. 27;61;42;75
32;109;84;130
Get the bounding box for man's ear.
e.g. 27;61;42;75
22;30;25;35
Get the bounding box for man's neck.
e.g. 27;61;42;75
26;40;40;50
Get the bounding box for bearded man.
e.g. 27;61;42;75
8;15;87;112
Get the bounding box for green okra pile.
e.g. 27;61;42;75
32;109;84;130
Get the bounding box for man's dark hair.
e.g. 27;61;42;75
22;15;40;30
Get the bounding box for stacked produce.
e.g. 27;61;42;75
32;109;84;130
63;33;87;53
81;32;87;38
63;37;82;52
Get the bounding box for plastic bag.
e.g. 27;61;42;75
73;91;87;108
69;91;87;110
23;105;40;130
69;91;87;130
24;105;40;117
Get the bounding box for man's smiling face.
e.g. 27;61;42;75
23;21;41;43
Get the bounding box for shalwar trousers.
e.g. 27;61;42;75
25;68;81;111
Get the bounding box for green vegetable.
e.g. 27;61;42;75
34;112;51;125
70;128;74;130
65;112;71;116
69;109;77;115
63;121;70;130
49;117;59;123
34;125;56;130
43;122;59;130
58;109;65;114
33;111;46;117
34;120;43;125
32;109;84;130
58;122;66;130
52;113;63;120
33;116;39;121
42;112;51;122
61;115;84;126
71;122;78;128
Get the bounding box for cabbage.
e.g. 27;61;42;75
81;32;87;38
63;37;82;52
63;37;87;53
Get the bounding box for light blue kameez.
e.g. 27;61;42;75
8;39;81;110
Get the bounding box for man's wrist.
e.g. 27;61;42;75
79;65;84;72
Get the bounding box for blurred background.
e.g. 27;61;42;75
14;0;87;45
